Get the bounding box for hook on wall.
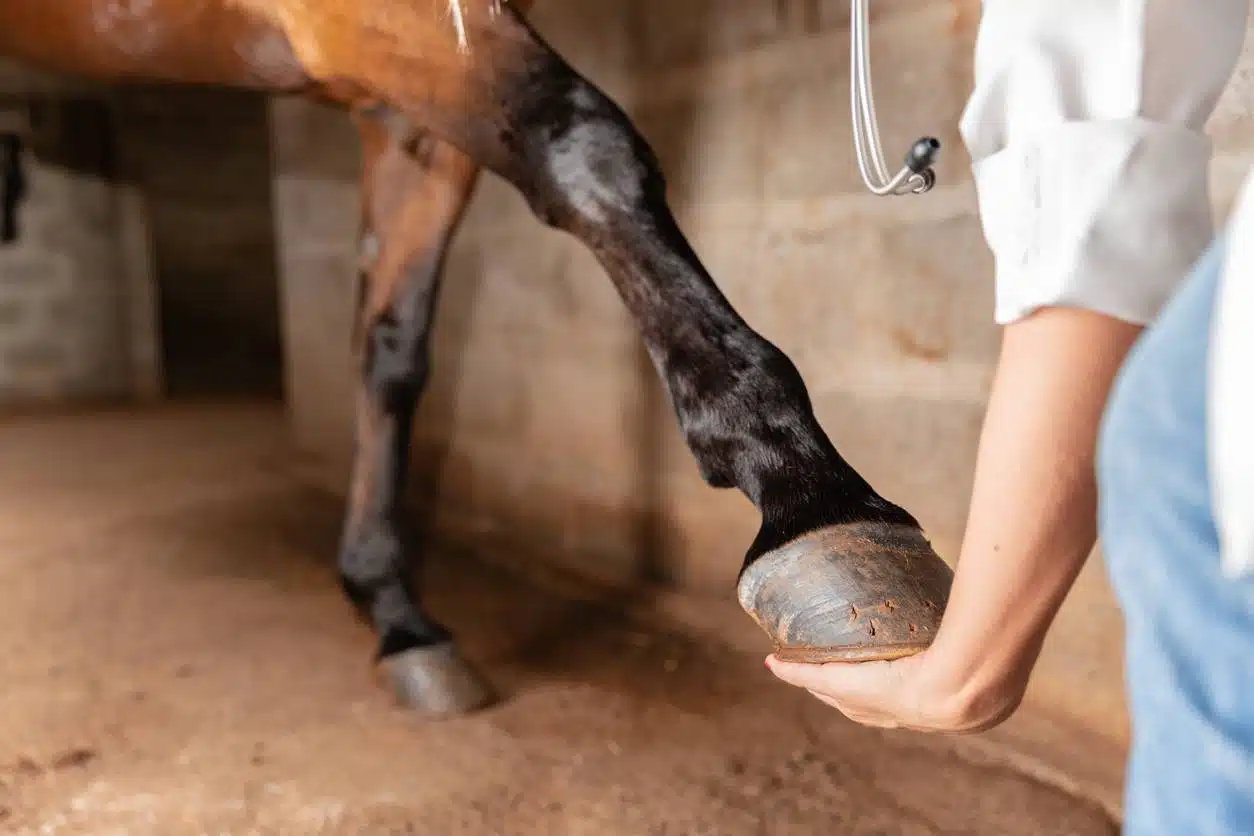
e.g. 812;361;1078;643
0;100;30;243
0;102;31;244
1;131;27;244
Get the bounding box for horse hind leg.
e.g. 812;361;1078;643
338;107;490;716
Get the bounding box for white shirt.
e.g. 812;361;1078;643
960;0;1254;577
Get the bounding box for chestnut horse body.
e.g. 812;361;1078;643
0;0;952;714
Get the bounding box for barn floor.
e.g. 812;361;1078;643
0;403;1118;835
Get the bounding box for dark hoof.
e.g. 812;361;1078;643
379;643;497;717
738;521;953;664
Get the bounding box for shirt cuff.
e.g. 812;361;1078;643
971;118;1216;326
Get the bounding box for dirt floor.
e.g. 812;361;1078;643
0;403;1119;835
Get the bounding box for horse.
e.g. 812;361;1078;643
0;0;953;716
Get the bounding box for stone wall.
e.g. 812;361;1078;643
0;71;160;406
0;60;279;405
271;97;361;443
273;0;1254;776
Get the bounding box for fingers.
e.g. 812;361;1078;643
766;654;910;729
764;655;831;690
765;654;890;700
807;690;844;711
804;688;902;729
764;652;1006;734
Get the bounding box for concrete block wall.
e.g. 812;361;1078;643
0;163;129;403
273;0;1254;765
0;63;161;406
271;97;362;447
0;98;150;405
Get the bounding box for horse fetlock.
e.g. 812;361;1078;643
666;338;826;499
352;578;452;659
688;438;739;490
376;608;453;658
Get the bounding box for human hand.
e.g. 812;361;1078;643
764;648;1026;734
763;309;1137;735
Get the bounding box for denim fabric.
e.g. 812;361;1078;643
1098;234;1254;834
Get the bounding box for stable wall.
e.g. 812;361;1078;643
0;62;282;406
0;62;160;406
112;87;283;398
273;0;1254;790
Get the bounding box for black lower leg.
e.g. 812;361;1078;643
494;49;917;566
339;250;451;660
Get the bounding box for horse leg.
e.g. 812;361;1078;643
302;2;953;662
339;107;490;715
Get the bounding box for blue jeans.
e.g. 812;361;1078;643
1099;233;1254;834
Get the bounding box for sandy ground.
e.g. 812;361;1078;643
0;403;1119;835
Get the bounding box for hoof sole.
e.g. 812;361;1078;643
738;522;953;664
379;643;497;717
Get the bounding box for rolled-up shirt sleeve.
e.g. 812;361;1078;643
959;0;1251;326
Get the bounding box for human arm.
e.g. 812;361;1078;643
768;0;1251;731
771;309;1141;731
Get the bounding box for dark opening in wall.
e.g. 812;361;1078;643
114;86;284;400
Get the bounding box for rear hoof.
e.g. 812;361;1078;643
738;521;953;664
379;643;497;717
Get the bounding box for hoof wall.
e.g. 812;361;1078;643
738;522;953;664
380;644;497;717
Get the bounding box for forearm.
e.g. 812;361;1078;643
927;0;1249;729
927;307;1143;724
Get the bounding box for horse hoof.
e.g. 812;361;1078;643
380;643;497;717
737;521;954;664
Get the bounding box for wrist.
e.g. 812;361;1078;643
917;624;1034;731
917;548;1055;730
909;308;1141;732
